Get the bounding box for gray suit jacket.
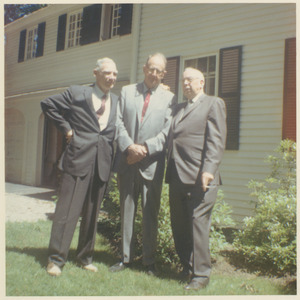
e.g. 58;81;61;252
41;85;118;182
114;82;176;180
166;93;227;185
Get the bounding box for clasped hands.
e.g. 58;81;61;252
126;144;148;165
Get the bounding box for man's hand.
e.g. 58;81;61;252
66;129;73;144
160;83;170;91
201;172;214;192
126;144;147;165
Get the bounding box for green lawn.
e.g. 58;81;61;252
5;220;294;296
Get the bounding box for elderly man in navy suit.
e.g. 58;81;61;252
166;67;227;290
41;57;118;276
110;53;176;275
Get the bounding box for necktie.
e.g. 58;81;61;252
96;94;106;119
141;90;151;123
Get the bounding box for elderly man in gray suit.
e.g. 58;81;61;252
166;67;227;290
110;53;176;275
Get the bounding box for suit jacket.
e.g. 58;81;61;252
41;85;118;182
165;93;227;185
114;82;176;181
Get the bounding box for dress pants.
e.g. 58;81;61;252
48;161;106;268
168;159;217;279
118;165;162;265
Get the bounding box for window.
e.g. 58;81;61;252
66;11;83;48
111;4;122;37
56;4;133;51
185;56;216;95
18;22;46;62
26;26;38;59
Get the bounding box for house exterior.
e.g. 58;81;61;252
5;3;296;223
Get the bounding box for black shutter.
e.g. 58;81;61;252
56;14;67;51
80;4;102;45
162;56;180;98
119;4;133;36
282;38;296;141
18;29;26;62
36;22;46;57
218;46;242;150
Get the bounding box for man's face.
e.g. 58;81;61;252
94;62;118;93
143;56;166;89
182;69;204;100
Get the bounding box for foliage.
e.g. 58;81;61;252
4;4;47;25
233;140;296;276
100;173;235;265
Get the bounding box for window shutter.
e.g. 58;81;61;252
218;46;242;150
18;29;26;62
162;56;180;98
56;14;67;51
119;4;133;36
80;4;102;45
36;22;46;57
282;38;296;141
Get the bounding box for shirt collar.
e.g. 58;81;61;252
142;82;158;95
94;84;109;99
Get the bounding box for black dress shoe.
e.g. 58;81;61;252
109;262;129;272
146;264;159;276
179;268;191;282
184;277;210;290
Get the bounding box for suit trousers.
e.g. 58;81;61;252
48;160;106;268
118;165;162;265
168;159;217;279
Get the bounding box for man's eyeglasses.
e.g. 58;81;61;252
146;67;165;76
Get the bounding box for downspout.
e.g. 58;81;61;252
130;4;142;83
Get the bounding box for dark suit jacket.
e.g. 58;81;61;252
41;85;118;182
165;93;227;185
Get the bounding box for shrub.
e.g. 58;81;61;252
100;173;235;265
233;140;296;276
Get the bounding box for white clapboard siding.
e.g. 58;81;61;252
5;4;133;96
135;3;295;223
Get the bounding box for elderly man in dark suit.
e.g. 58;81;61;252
110;53;176;275
166;67;227;290
41;57;118;276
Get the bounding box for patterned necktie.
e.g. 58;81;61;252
141;90;151;123
96;94;106;119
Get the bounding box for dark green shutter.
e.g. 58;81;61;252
80;4;102;45
162;56;180;98
56;14;67;51
119;4;133;36
218;46;242;150
18;29;26;62
36;22;46;57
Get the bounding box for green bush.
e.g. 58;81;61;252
100;173;235;265
233;140;296;276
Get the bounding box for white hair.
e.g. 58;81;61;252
95;57;116;71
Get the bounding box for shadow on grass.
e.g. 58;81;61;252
24;191;57;201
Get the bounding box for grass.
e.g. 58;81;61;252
5;220;295;296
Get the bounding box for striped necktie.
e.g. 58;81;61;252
96;94;106;119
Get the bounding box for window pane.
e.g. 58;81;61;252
197;57;207;73
209;56;216;73
184;59;197;68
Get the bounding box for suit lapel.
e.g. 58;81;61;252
106;93;117;127
179;93;206;123
84;85;99;125
134;83;145;125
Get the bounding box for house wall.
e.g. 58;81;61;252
5;4;132;187
135;3;296;222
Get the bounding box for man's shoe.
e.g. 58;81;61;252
184;277;209;290
47;262;62;276
83;264;98;272
179;267;191;282
109;262;128;272
146;264;159;276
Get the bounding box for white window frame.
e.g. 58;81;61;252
111;4;122;37
66;9;83;48
25;25;38;60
